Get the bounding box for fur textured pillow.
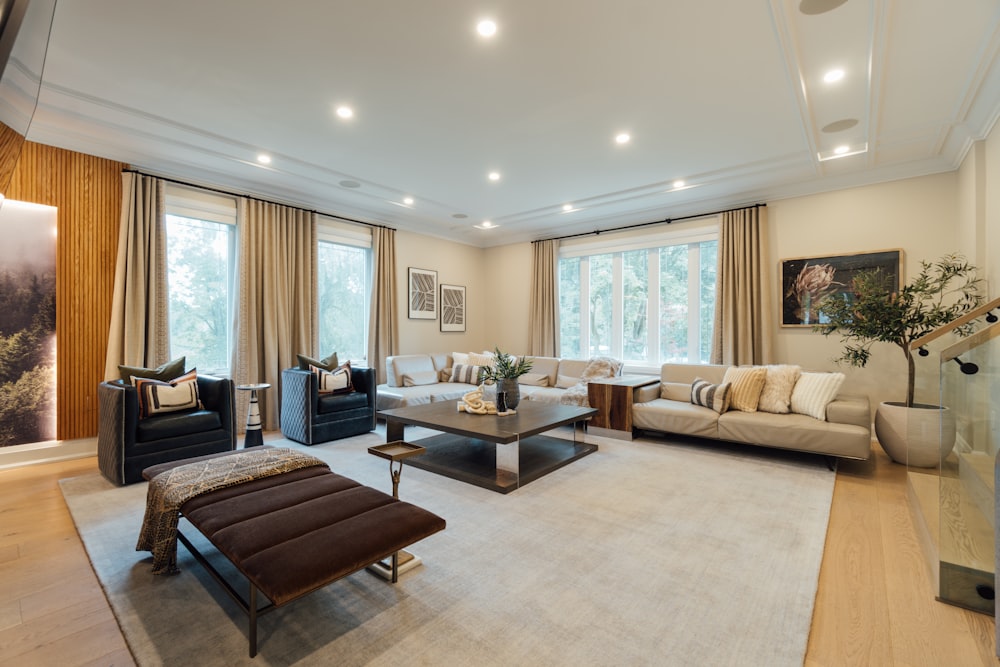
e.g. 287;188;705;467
690;378;732;414
722;366;767;412
757;365;802;414
790;371;845;420
135;369;200;419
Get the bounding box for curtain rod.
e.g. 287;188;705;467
532;202;766;244
122;168;395;231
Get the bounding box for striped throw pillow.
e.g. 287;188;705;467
722;366;767;412
790;372;845;420
450;364;483;384
690;378;732;414
134;369;200;419
311;361;353;395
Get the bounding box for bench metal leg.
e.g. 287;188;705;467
249;584;258;658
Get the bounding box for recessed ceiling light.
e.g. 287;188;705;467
562;204;573;211
824;69;845;83
615;133;631;145
403;197;414;205
833;145;850;155
672;180;685;189
477;19;497;37
256;154;272;164
478;221;495;229
336;106;354;119
488;171;501;182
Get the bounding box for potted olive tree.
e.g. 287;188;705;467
815;253;983;466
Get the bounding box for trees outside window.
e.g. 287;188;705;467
317;239;370;362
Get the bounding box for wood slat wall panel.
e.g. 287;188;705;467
6;142;123;440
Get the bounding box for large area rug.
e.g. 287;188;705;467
60;427;836;666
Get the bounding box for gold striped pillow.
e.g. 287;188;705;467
722;366;768;412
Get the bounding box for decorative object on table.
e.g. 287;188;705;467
457;385;498;414
815;252;984;466
366;441;430;581
407;267;437;319
236;383;270;447
780;249;901;326
480;346;533;409
439;283;466;332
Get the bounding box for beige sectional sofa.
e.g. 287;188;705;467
631;363;872;461
375;353;599;411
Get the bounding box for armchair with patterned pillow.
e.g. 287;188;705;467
279;355;376;445
97;359;237;486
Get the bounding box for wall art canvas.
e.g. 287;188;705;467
0;200;57;446
408;267;437;319
440;284;466;332
781;249;902;327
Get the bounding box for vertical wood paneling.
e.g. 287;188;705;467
6;142;123;440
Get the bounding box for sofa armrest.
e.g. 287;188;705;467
97;381;137;486
826;394;871;430
280;368;316;444
635;383;661;403
197;374;236;437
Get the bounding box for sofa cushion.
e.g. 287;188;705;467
387;355;437;387
690;378;732;414
757;365;802;414
555;374;578;389
119;356;186;386
317;390;369;414
450;364;484;384
790;372;845;420
633;398;720;439
527;357;560;387
718;410;870;459
519;372;549;387
136;408;222;442
557;359;588;379
313;362;354;395
451;351;470;367
402;370;439;386
722;366;767;412
660;381;691;402
135;369;201;419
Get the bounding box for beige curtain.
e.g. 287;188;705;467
233;199;317;431
711;206;773;365
367;226;397;383
104;172;170;380
528;239;560;356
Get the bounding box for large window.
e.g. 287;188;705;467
317;218;371;363
558;219;718;367
164;186;237;376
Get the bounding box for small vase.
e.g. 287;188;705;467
497;378;520;409
496;391;507;414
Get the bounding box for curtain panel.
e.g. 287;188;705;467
233;199;317;431
528;239;559;356
711;206;773;366
104;172;170;380
367;226;397;384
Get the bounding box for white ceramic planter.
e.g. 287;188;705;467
874;401;956;468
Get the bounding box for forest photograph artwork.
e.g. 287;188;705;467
0;200;57;446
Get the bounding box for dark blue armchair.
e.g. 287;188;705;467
279;366;376;445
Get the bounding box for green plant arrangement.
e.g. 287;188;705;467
815;252;983;407
480;346;533;383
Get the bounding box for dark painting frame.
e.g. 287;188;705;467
780;249;902;327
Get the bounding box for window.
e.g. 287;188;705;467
164;186;237;376
317;217;371;363
558;219;718;366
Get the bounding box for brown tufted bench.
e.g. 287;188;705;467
142;449;446;657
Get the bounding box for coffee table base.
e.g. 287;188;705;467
402;432;597;493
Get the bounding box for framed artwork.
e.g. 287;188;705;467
780;249;902;327
440;284;466;332
408;267;438;319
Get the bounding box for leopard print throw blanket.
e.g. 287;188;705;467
136;447;329;574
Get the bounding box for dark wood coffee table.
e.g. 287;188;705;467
379;401;597;493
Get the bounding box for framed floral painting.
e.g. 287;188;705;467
780;249;902;327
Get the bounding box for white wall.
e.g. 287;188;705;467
393;230;488;354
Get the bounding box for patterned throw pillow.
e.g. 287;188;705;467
790;372;845;421
298;351;338;372
450;364;484;384
311;361;353;394
690;378;732;414
118;357;186;386
757;365;802;414
722;366;768;412
134;369;200;419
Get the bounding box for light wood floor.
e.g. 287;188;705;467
0;445;997;666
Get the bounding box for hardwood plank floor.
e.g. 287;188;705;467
0;445;997;665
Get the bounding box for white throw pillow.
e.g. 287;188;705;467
467;351;495;367
451;352;470;367
790;371;845;421
519;372;549;387
757;365;802;414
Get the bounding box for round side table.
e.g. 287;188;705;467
236;383;271;448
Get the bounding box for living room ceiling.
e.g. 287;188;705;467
20;0;1000;247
